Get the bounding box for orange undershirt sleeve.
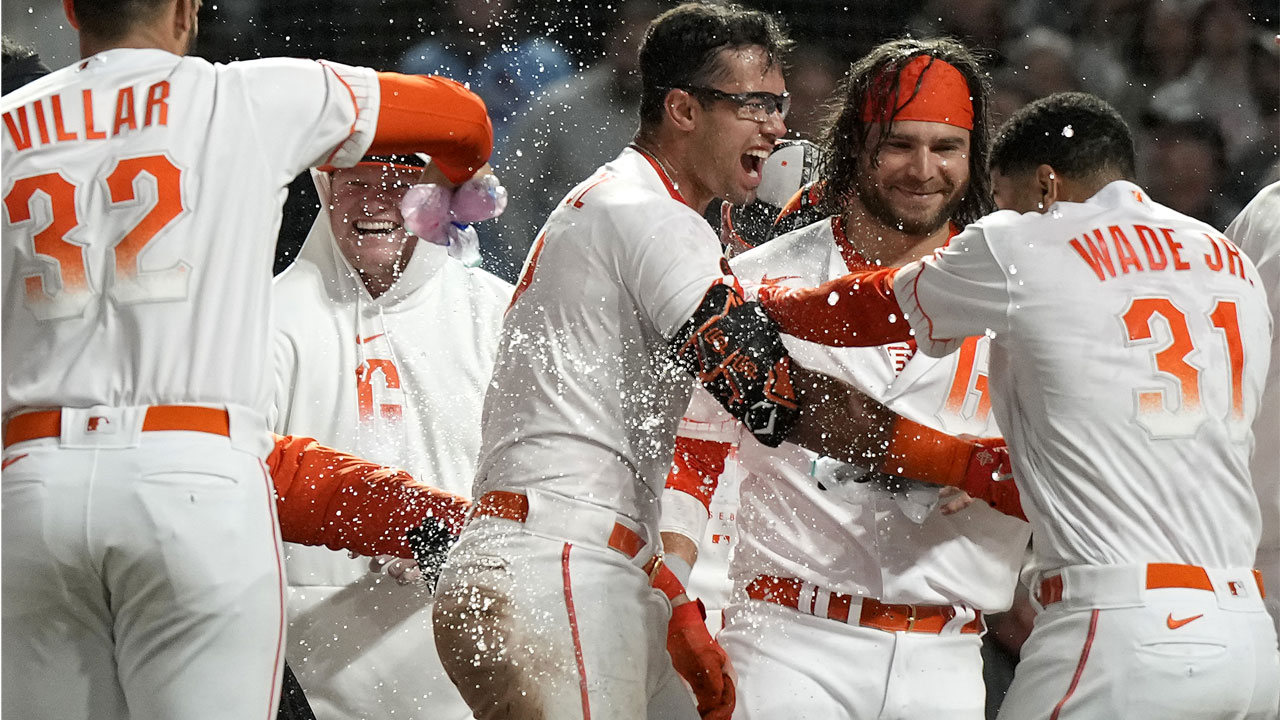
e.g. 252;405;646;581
267;433;471;558
370;72;493;184
758;268;910;347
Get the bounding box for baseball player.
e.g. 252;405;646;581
0;0;493;717
1224;181;1280;634
429;4;907;718
660;39;1031;720
760;92;1279;719
271;152;511;719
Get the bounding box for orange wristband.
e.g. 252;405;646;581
879;416;972;487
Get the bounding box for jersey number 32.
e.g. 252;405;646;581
5;153;188;321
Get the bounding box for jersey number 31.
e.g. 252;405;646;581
1122;296;1245;439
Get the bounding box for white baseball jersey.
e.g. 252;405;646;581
895;180;1271;574
271;170;511;719
3;49;378;421
1;48;377;720
1224;181;1280;610
474;146;729;538
683;217;1029;610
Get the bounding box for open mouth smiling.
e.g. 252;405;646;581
354;219;401;235
742;147;769;178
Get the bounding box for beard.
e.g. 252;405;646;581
853;173;966;237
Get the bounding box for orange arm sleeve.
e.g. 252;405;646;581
965;476;1028;522
880;416;974;487
268;433;471;558
664;436;732;511
758;268;911;347
881;419;1027;522
370;72;493;184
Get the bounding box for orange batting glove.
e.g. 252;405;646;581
652;560;735;719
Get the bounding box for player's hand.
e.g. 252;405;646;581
938;486;977;515
667;598;736;720
368;555;425;585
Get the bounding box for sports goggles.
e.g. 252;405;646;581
674;86;791;122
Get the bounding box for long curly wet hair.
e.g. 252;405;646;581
816;37;996;226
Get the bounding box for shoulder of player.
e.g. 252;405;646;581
1226;181;1280;259
588;182;715;245
730;216;834;282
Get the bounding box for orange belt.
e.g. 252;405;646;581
474;490;653;568
746;575;984;635
3;406;232;449
1037;563;1267;606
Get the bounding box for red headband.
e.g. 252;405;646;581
860;55;974;130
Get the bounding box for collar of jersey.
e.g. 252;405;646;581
628;144;692;208
833;216;963;271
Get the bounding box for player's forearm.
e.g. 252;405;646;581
758;268;910;347
268;433;471;557
660;436;731;572
370;72;493;184
661;531;699;580
786;365;896;465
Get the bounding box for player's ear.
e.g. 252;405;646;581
1035;164;1059;211
665;88;699;132
62;0;80;30
171;0;198;42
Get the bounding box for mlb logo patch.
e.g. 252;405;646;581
86;416;113;433
1228;580;1248;597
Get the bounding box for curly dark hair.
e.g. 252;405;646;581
990;92;1137;181
817;37;995;227
637;2;792;131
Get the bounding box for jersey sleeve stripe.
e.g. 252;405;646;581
318;61;378;168
899;260;963;357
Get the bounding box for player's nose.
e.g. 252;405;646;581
904;146;938;182
760;111;786;142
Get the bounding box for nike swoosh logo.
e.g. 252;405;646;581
1166;613;1204;630
357;334;385;344
2;453;29;471
759;274;799;285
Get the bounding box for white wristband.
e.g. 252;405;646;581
663;553;694;588
660;489;710;548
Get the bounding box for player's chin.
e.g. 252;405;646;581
721;180;759;208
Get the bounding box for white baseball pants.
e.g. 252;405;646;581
432;489;699;720
2;415;285;720
718;598;987;719
999;566;1280;719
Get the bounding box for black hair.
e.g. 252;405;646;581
637;2;791;129
72;0;174;42
818;37;995;226
990;91;1136;181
